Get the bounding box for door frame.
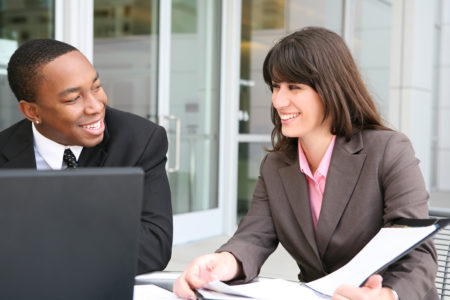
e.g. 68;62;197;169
55;0;243;245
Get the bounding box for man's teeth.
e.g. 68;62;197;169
280;113;299;120
82;120;101;129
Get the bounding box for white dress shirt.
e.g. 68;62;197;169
32;123;83;170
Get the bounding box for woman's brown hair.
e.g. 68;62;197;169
263;27;389;155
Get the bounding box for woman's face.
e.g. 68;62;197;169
271;82;331;140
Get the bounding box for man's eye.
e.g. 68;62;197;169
93;85;102;92
65;95;81;103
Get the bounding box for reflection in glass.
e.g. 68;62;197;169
351;0;391;118
238;0;343;220
93;0;159;121
172;0;196;34
169;0;221;214
0;0;55;131
239;0;343;135
94;0;221;215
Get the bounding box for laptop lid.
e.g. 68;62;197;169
0;167;143;300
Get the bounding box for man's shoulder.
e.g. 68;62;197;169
0;119;29;145
105;107;161;131
104;107;165;146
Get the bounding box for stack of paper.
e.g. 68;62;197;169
198;223;440;299
133;221;446;300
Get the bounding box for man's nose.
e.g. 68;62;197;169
84;92;104;114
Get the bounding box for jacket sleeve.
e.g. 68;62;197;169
136;125;173;274
216;155;279;283
380;132;437;299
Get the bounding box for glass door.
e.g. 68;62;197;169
0;0;55;131
163;0;222;244
237;0;344;220
93;0;222;244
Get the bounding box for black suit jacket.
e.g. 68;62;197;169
0;107;173;274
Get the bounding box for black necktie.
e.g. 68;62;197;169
63;148;78;169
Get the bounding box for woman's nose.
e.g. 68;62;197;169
272;89;290;109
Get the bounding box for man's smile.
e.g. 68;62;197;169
80;119;105;135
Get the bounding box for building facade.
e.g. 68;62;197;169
0;0;449;244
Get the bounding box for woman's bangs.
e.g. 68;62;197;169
268;42;312;85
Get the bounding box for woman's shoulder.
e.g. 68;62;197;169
261;150;295;170
360;129;410;146
357;129;415;159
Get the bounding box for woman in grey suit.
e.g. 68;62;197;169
174;27;437;300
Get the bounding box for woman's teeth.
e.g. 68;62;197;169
280;113;299;120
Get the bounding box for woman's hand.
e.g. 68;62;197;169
173;252;241;299
332;274;396;300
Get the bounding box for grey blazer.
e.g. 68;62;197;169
218;129;438;299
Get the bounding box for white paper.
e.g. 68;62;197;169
135;271;181;281
306;224;437;296
198;289;252;300
133;284;181;300
201;279;329;300
200;224;437;299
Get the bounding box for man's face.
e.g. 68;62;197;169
32;51;107;147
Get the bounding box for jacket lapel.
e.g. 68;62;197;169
278;157;322;267
78;123;110;167
0;120;37;169
315;132;366;258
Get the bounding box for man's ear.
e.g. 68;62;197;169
19;100;40;124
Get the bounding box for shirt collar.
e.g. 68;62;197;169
298;135;336;179
32;123;83;170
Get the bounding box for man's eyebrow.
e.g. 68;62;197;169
58;86;81;97
93;72;99;83
58;73;100;97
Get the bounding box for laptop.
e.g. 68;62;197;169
0;168;144;300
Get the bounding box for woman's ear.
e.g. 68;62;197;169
19;100;40;124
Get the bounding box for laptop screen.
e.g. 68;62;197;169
0;168;143;300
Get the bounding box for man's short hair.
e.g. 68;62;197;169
7;39;78;102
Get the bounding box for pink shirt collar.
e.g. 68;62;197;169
298;135;336;180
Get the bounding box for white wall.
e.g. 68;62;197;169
389;0;437;188
436;0;450;190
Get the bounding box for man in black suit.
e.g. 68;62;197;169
0;39;172;274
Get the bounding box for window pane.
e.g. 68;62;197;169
239;0;343;135
351;0;391;118
0;0;55;130
93;0;159;121
169;0;222;214
238;0;343;220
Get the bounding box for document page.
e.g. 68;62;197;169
201;279;329;300
133;284;181;300
305;224;437;296
200;225;436;299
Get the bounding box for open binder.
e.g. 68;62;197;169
197;218;450;300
